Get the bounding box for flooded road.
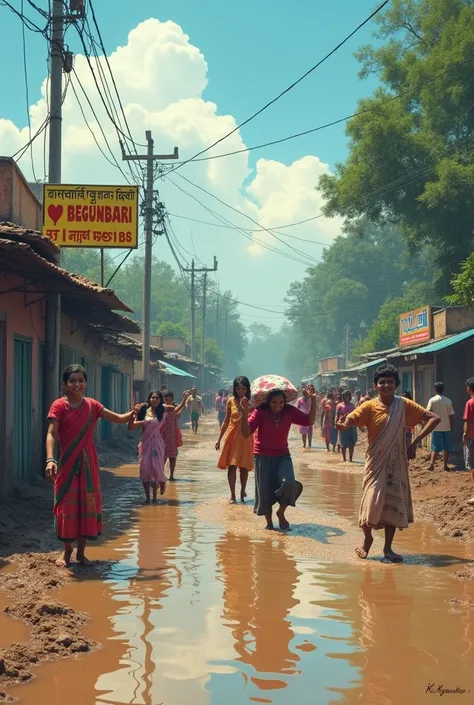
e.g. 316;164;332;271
4;420;474;705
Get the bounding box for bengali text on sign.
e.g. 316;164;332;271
42;184;139;248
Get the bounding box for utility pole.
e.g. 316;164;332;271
121;133;178;394
201;272;207;388
190;260;195;361
215;288;219;347
183;258;218;384
44;0;65;413
344;324;351;366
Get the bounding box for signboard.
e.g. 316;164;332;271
399;305;432;347
42;184;138;248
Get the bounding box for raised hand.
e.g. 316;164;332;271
240;397;249;413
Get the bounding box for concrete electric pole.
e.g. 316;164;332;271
183;258;218;385
121;132;178;393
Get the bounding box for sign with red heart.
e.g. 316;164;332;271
41;183;138;248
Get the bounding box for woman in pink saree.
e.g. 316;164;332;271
45;365;135;568
129;390;168;503
337;365;439;562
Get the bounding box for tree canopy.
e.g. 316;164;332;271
319;0;474;292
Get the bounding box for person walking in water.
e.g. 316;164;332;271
336;390;357;462
241;387;316;531
297;385;314;448
426;382;455;472
336;365;440;563
45;364;135;568
216;376;254;503
187;388;203;434
162;390;190;481
129;390;168;503
321;391;337;452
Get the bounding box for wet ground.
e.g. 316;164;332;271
2;419;474;704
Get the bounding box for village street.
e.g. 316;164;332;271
1;417;474;705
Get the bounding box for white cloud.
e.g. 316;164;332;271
0;16;342;321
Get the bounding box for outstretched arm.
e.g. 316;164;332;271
101;408;134;424
173;391;191;416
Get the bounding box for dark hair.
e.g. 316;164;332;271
63;364;87;384
342;389;352;400
326;391;334;401
164;390;175;406
373;364;400;387
466;377;474;392
402;390;412;400
434;381;444;394
263;389;287;408
137;390;165;421
233;376;251;399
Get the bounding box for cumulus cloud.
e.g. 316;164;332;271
0;17;341;319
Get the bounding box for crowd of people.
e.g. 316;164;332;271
44;363;474;568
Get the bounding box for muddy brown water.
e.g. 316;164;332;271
3;422;474;705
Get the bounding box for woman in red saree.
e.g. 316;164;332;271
45;364;135;568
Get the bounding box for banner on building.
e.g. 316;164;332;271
42;184;139;248
399;305;432;347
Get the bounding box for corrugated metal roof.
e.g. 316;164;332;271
160;361;196;379
404;328;474;355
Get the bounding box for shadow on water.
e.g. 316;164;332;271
289;523;345;544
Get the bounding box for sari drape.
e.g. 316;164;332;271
50;397;103;542
359;396;413;530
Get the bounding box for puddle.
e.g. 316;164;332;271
0;591;30;648
6;425;474;704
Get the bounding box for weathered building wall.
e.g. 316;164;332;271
0;158;42;230
0;273;45;496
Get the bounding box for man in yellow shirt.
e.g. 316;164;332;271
337;364;440;563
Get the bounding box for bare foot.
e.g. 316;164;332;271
240;491;247;503
467;497;474;505
159;482;166;495
77;554;93;567
276;508;290;531
384;548;403;563
229;497;237;504
142;498;150;505
265;523;274;530
355;536;373;559
56;547;73;568
151;498;158;504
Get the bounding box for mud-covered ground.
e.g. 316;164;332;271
0;435;141;701
0;426;473;700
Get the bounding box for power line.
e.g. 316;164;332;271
70;66;133;183
167;172;322;265
163;54;474;167
166;0;390;174
20;0;38;181
167;211;330;245
166;176;315;266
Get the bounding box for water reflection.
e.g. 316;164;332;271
217;533;301;688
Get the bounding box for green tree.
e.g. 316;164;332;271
353;281;437;355
446;252;474;305
319;0;474;292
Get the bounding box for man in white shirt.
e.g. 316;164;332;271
426;382;455;472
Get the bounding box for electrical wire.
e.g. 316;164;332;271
12;76;70;162
70;67;133;182
166;211;330;245
167;177;316;266
0;0;50;35
20;0;38;182
166;0;390;174
167;172;322;265
163;54;474;167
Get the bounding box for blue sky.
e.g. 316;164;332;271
0;0;381;328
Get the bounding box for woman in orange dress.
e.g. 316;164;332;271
216;376;254;503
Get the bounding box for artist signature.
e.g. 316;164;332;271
425;683;470;696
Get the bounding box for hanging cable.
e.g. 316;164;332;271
166;1;390;174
